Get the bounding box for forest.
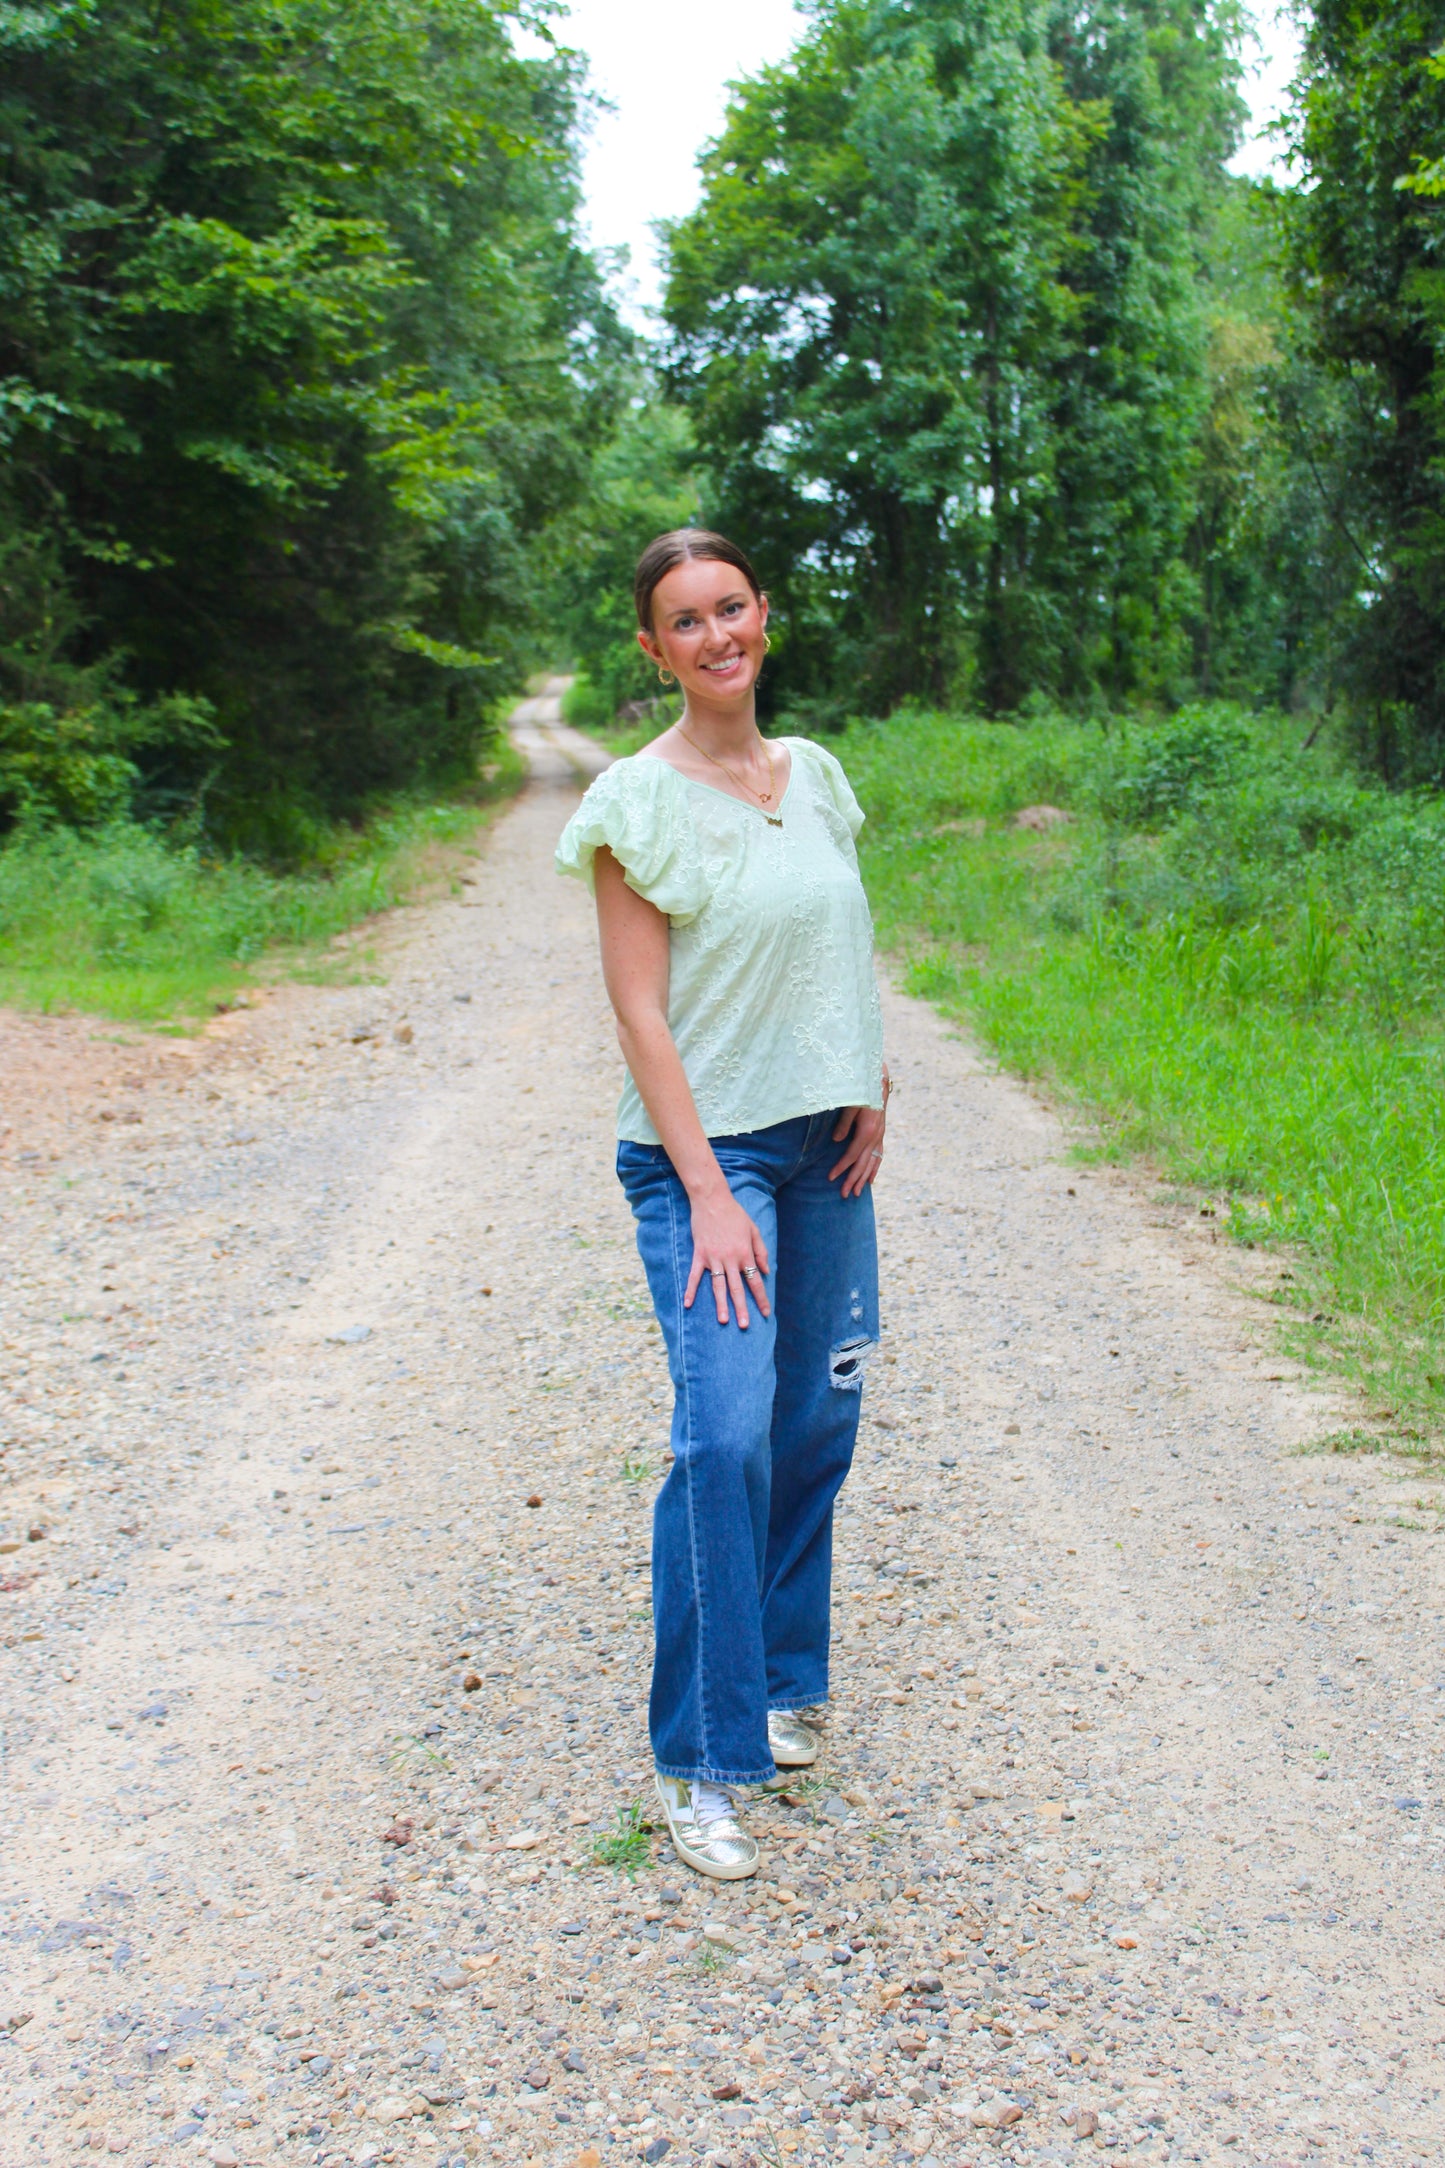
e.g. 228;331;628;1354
1;0;1443;1422
5;0;1445;828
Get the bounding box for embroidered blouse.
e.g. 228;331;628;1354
555;736;885;1145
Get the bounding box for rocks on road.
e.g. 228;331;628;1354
0;704;1441;2168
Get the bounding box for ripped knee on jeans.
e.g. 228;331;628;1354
828;1335;877;1391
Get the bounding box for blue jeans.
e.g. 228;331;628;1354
617;1111;880;1784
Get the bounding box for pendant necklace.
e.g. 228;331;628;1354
676;724;783;826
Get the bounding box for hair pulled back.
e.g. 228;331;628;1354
634;527;764;633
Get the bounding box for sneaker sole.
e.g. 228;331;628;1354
669;1828;760;1881
769;1742;818;1768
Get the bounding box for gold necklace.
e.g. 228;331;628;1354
676;725;783;826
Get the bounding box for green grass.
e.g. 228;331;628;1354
588;1799;655;1877
0;739;525;1026
836;703;1445;1445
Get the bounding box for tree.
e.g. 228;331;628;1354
661;0;1240;718
0;0;626;848
1285;1;1445;774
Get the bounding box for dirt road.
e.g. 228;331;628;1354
1;698;1441;2168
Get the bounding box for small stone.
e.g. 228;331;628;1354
1394;1796;1423;1810
372;2095;413;2125
558;1921;585;1937
830;1945;853;1966
138;1701;167;1723
208;2149;240;2167
327;1324;372;1344
1062;1879;1093;1904
524;2063;551;2090
1113;1933;1138;1950
436;1967;470;1992
643;2141;673;2164
525;1493;543;1508
712;2082;743;2100
702;1920;741;1949
571;2152;603;2168
561;2045;586;2072
394;1024;414;1045
1073;2108;1099;2137
1003;1423;1021;1436
462;1671;482;1693
27;1524;46;1542
504;1829;542;1850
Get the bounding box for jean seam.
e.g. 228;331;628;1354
662;1167;712;1775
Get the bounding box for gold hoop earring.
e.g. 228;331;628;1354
657;664;675;687
763;633;772;653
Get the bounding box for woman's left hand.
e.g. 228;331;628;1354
829;1095;887;1198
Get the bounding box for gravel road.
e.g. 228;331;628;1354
2;696;1442;2168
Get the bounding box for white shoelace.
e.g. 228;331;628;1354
691;1781;737;1828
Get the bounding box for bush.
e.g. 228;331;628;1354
0;747;523;1021
840;700;1445;1436
0;691;221;832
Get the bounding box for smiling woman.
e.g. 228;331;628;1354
556;524;890;1883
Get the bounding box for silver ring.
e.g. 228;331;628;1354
742;1266;758;1281
868;1149;883;1161
710;1269;725;1281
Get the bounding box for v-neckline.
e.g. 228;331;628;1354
639;739;796;823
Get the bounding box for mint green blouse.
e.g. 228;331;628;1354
555;736;885;1145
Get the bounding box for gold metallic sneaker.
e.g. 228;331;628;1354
654;1774;760;1881
767;1709;820;1768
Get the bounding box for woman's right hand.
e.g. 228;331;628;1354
685;1186;771;1326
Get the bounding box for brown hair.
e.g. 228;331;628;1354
634;527;764;633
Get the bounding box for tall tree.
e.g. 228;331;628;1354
0;0;625;847
1286;2;1445;773
662;0;1240;717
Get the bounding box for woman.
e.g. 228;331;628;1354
555;528;889;1881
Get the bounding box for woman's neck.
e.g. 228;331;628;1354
677;692;760;752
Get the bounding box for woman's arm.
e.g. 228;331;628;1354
594;845;770;1328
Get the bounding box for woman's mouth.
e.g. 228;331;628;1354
700;654;746;676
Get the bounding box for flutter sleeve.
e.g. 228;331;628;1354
796;738;866;839
554;758;709;924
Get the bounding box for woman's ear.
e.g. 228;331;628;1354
637;627;663;665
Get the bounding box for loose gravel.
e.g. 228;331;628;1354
2;711;1443;2168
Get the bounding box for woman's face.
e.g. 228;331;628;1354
639;558;769;706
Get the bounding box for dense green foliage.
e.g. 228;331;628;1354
0;748;521;1021
0;0;623;851
1285;0;1445;775
659;0;1241;717
522;0;1445;780
551;388;700;728
838;705;1445;1432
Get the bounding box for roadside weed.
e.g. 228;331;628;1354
589;1800;655;1877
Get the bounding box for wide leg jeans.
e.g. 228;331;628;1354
617;1110;880;1785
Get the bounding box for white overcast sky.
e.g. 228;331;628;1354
551;0;1303;321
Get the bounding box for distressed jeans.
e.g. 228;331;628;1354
617;1110;880;1784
